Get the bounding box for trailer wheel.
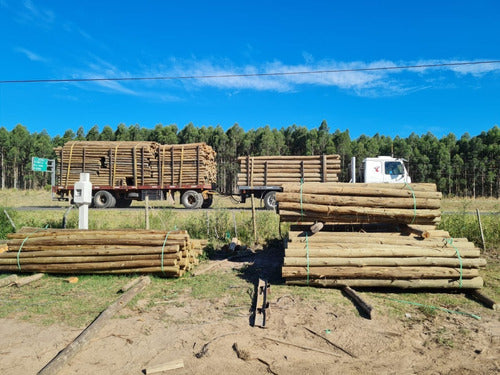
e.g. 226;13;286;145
181;190;203;209
116;198;132;208
93;191;116;208
201;195;213;208
263;191;277;210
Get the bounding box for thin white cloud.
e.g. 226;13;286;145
15;47;48;62
23;0;55;23
63;56;500;99
156;57;500;96
73;56;139;96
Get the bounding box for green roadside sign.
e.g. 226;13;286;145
32;157;49;172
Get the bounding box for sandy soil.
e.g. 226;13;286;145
1;252;499;375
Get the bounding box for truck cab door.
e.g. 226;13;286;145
364;160;384;183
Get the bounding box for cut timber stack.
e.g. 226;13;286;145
54;141;217;187
237;155;341;186
277;182;441;225
278;183;486;290
282;226;485;289
2;228;206;277
55;141;160;187
159;142;217;185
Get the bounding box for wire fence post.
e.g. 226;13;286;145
476;208;486;251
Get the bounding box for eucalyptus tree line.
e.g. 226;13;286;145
0;122;498;197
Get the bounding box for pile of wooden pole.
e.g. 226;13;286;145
282;226;485;289
158;142;217;185
277;182;442;225
1;228;206;277
55;141;160;187
54;141;217;188
237;155;341;186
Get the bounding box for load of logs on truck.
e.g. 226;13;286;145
53;141;217;209
52;140;411;209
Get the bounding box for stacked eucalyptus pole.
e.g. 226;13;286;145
278;182;486;290
277;182;441;225
1;228;206;277
283;228;485;289
158;142;217;186
54;141;217;188
237;154;341;186
55;141;160;187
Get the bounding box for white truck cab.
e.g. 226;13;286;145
363;156;411;183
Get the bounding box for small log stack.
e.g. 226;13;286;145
1;228;206;277
277;182;442;225
237;155;341;186
54;141;216;187
278;183;486;290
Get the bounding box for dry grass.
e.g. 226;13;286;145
441;197;500;212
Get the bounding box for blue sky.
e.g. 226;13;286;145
0;0;499;139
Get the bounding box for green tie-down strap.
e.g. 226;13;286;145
17;225;49;271
160;231;172;275
445;237;463;288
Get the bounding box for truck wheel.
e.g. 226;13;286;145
201;195;213;208
116;198;132;208
93;191;116;208
263;191;277;210
181;190;203;209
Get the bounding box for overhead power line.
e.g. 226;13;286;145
1;60;499;84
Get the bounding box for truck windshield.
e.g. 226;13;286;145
385;161;404;175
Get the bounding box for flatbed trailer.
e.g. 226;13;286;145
53;141;217;209
53;183;214;208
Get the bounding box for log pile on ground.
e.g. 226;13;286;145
278;183;486;290
237;155;341;186
54;141;216;187
282;226;485;289
277;182;441;225
1;228;205;277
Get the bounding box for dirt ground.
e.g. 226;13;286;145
1;250;499;375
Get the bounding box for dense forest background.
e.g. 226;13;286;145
0;121;498;197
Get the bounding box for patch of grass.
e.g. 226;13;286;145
441;197;500;212
0;207;16;239
0;274;130;327
439;213;500;251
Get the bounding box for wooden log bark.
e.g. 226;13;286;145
279;202;441;220
0;262;180;272
342;286;373;319
281;266;478;279
0;274;18;287
279;211;440;225
286;277;484;289
283;257;486;268
144;359;184;374
38;276;151;375
284;247;481;258
280;182;441;198
277;192;441;209
15;273;44;287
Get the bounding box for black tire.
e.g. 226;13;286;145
263;191;277;210
181;190;203;209
116;198;133;208
201;195;213;208
93;190;116;208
